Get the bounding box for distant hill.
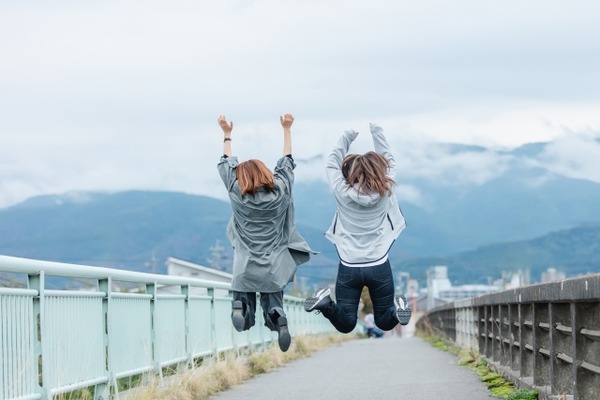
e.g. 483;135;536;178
2;138;600;289
0;191;231;269
393;223;600;286
0;190;339;288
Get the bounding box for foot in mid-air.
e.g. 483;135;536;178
304;287;332;313
394;294;412;326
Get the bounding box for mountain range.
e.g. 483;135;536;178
1;139;599;289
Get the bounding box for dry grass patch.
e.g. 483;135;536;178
125;333;355;400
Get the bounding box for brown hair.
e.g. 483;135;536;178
236;159;275;196
342;152;395;196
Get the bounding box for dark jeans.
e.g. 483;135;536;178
232;290;285;332
322;261;398;333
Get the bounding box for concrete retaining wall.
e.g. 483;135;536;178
417;274;600;400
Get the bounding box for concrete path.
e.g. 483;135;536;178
211;336;496;400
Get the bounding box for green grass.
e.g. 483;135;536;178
421;335;538;400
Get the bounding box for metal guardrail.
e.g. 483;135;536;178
417;273;600;400
0;255;334;400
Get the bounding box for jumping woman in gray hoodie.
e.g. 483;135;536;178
217;113;313;351
304;123;411;333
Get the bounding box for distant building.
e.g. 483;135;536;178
541;267;566;283
167;257;232;283
492;269;530;289
162;257;232;295
425;265;499;311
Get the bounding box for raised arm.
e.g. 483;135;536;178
369;123;396;177
280;113;294;156
218;115;233;157
326;129;358;190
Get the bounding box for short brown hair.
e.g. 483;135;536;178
236;159;275;196
342;152;395;196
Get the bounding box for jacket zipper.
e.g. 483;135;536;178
386;213;394;230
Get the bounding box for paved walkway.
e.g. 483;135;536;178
211;336;496;400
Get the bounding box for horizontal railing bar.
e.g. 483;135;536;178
155;294;186;300
557;352;574;364
114;366;155;379
159;356;189;367
525;344;534;352
580;328;600;341
191;349;214;358
45;290;105;297
188;295;212;300
580;361;600;375
0;288;38;296
49;377;109;396
0;255;231;289
111;292;153;299
427;273;600;313
539;322;550;331
556;323;573;335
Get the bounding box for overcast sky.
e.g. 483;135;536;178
1;0;600;209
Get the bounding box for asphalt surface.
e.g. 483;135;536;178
210;336;497;400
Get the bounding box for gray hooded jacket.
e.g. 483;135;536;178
324;124;406;265
218;155;313;292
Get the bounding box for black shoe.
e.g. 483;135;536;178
394;294;412;326
304;287;331;313
231;300;245;332
277;316;291;352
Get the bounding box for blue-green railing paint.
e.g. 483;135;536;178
0;255;335;400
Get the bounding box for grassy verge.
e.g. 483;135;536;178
421;335;538;400
121;334;354;400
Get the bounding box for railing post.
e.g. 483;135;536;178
517;303;525;381
570;302;578;400
28;272;48;400
95;278;111;400
478;305;486;359
508;303;519;375
548;302;556;396
146;282;161;380
533;302;551;392
182;283;191;369
208;287;217;357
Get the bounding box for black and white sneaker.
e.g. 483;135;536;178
394;294;412;326
304;287;332;313
231;300;245;332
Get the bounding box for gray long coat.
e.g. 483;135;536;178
217;155;313;292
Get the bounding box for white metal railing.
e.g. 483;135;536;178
0;255;335;400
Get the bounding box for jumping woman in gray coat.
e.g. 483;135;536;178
217;113;313;352
304;123;412;334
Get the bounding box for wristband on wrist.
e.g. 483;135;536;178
223;137;232;142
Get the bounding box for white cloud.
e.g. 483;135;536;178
1;0;600;208
536;135;600;183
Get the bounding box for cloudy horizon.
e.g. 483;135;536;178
2;0;600;209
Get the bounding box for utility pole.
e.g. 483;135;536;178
208;240;226;270
145;251;158;274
